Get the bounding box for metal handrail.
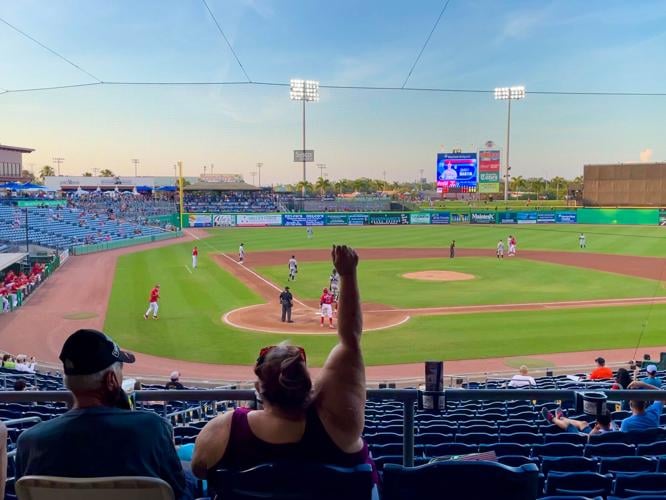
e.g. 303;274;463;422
1;389;663;467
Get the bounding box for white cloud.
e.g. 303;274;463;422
640;148;653;162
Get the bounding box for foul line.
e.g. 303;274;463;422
184;229;201;240
185;265;192;274
219;253;310;308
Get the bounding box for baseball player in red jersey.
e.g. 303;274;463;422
144;284;160;320
320;288;335;328
192;246;198;269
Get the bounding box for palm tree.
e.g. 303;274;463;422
39;165;55;182
315;176;331;196
295;180;313;195
99;169;115;177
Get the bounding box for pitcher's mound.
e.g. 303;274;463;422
403;270;475;282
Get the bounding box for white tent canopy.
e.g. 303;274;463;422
0;253;27;272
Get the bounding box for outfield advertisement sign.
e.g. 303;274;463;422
213;214;235;226
449;212;469;224
537;213;556;224
498;212;517;224
478;149;501;194
410;213;431;224
236;214;282;227
324;214;348;225
348;213;369;225
556;211;577;224
517;212;537;224
283;214;325;226
368;213;409;225
470;212;496;224
431;212;451;224
189;214;212;227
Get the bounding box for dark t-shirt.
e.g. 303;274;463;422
166;380;185;390
279;291;293;307
16;406;188;499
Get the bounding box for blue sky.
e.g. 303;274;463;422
1;0;665;184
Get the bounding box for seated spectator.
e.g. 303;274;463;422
542;407;616;437
642;364;663;387
14;355;36;373
166;371;184;390
15;329;190;499
610;367;634;410
508;365;536;388
620;380;664;432
2;354;16;369
13;378;27;391
589;356;613;380
192;245;376;483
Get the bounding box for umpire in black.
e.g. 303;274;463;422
279;286;294;323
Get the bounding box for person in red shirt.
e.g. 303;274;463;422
589;357;613;380
192;246;198;269
319;288;335;329
144;284;160;320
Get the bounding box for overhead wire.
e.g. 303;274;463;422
0;16;102;83
401;0;452;88
201;0;252;83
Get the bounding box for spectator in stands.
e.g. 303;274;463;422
166;371;184;390
611;367;634;410
642;364;663;387
542;408;616;437
15;329;190;499
13;378;27;391
620;380;665;432
192;245;376;482
589;357;613;380
1;354;15;369
15;355;36;373
508;365;536;388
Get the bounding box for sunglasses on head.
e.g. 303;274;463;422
256;345;306;365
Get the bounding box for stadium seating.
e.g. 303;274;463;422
16;475;174;499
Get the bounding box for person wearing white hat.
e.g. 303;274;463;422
642;364;663;388
165;371;184;390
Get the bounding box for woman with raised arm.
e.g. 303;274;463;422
192;245;374;480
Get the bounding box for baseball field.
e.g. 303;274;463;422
103;224;666;367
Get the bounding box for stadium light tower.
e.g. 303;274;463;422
290;79;319;201
494;85;525;201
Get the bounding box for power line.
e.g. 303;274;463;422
402;0;452;88
0;16;102;83
201;0;252;83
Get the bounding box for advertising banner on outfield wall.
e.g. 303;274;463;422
431;212;451;224
537;212;556;224
470;212;496;224
556;211;577;224
410;213;431;224
213;214;235;226
660;209;666;226
189;214;213;227
283;214;326;226
325;214;348;225
498;212;517;224
368;213;410;225
517;212;538;224
449;212;469;224
236;214;283;227
348;213;369;225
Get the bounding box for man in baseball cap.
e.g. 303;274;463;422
16;329;189;499
642;364;663;388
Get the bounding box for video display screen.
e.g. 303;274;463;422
436;153;478;189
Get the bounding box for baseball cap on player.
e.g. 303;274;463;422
647;364;658;374
59;329;135;375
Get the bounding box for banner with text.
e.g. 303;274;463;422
236;214;283;227
368;213;410;225
213;214;236;226
556;211;578;224
410;212;431;224
324;213;348;226
470;212;496;224
430;212;451;224
189;214;213;227
283;214;326;226
478;149;501;194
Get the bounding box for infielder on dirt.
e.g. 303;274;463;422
320;287;335;329
288;255;298;281
144;284;160;320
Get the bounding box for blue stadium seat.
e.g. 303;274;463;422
587;432;629;444
371;455;428;470
544;433;588;445
455;432;497;445
584;443;636;458
414;432;453;446
540;497;603;500
624;428;666;445
207;462;374;500
479;443;527;457
613;472;666;497
638;441;666;457
598;456;658;474
500;432;543;445
544;472;613;497
502;423;536;434
532;443;585;458
364;432;402;445
496;455;539;468
541;456;598;475
382;461;539;500
424;443;477;458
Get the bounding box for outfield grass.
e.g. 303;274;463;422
103;224;666;366
198;224;666;257
256;258;665;308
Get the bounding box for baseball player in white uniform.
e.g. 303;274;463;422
288;255;298;281
496;240;504;259
192;246;198;269
329;269;340;315
239;243;245;264
579;233;586;249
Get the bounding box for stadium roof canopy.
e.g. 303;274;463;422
0;253;27;272
0;145;35;154
184;182;260;191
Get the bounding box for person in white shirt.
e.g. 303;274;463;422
508;365;536;388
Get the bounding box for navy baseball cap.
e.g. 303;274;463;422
59;329;135;375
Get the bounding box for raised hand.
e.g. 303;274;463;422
331;245;358;276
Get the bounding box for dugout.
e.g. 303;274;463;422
583;163;666;207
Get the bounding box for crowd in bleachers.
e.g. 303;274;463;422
1;262;50;314
64;192;177;221
183;191;278;213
